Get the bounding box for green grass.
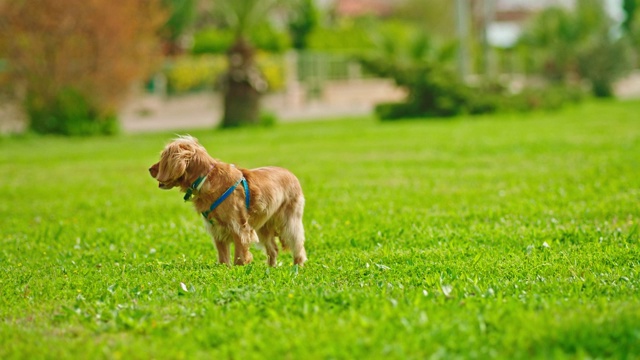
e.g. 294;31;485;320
1;100;639;359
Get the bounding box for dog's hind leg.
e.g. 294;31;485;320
258;226;278;267
283;220;306;265
280;200;307;266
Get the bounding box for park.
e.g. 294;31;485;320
1;0;639;358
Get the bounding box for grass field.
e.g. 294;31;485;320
1;100;639;359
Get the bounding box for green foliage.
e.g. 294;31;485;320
163;53;285;94
213;0;287;37
288;0;319;50
362;28;585;121
192;29;235;54
255;52;286;92
578;35;635;97
307;18;376;52
393;0;455;39
259;111;278;127
623;0;638;31
249;23;291;53
162;0;197;42
626;10;640;65
1;101;640;358
1;0;164;135
192;26;289;54
520;0;634;97
25;88;119;136
164;55;226;93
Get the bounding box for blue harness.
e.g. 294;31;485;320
184;174;250;222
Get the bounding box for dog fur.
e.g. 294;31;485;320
149;136;307;266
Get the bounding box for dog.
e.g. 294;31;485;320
149;135;307;266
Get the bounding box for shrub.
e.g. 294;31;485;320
360;25;588;122
577;34;634;97
256;52;286;92
307;19;375;53
374;102;420;121
519;0;634;97
165;55;226;93
0;0;165;135
26;88;119;136
367;57;587;121
163;54;285;94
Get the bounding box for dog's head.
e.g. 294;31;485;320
149;135;208;190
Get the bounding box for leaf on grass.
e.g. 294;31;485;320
526;245;534;255
441;284;453;298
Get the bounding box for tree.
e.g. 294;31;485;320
394;0;456;39
288;0;319;50
0;0;165;135
162;0;198;56
520;0;633;97
622;0;640;66
623;0;638;31
212;0;295;127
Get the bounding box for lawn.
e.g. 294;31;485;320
1;100;639;359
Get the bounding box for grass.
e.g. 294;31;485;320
1;100;639;359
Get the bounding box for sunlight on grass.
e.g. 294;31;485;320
1;100;639;358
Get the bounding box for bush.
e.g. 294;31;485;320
359;21;589;122
307;19;374;53
26;88;119;136
165;55;226;93
368;59;587;121
374;102;420;121
163;54;286;94
578;35;634;97
519;1;634;97
0;0;165;135
256;52;286;92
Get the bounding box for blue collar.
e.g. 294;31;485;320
201;177;250;221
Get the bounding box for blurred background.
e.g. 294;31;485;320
1;0;639;135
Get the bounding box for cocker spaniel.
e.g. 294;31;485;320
149;135;307;266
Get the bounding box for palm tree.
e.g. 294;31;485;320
213;0;291;127
161;0;197;56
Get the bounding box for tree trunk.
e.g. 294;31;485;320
221;37;266;127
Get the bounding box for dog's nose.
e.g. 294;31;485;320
149;165;159;178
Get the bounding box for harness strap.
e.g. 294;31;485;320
201;177;250;221
184;166;214;202
242;177;250;211
184;175;207;201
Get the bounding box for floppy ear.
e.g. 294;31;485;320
156;142;195;183
149;163;159;178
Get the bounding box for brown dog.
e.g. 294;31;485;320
149;136;307;266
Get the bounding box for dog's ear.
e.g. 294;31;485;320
156;141;196;183
149;163;159;178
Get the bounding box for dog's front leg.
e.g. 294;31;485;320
214;240;231;265
232;232;254;265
